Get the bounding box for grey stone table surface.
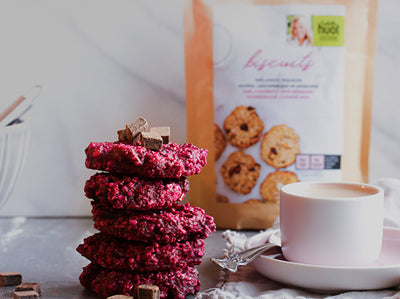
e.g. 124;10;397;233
0;217;255;298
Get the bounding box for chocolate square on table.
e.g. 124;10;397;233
13;290;39;299
137;284;160;299
106;295;133;299
15;283;41;296
0;272;22;286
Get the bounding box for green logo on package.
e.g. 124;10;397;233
312;16;345;47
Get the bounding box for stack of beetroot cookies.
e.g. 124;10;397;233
77;117;216;299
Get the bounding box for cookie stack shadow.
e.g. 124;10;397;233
77;141;216;298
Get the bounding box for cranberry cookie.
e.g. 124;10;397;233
79;262;200;299
92;203;216;243
85;142;208;178
77;233;204;272
85;173;189;210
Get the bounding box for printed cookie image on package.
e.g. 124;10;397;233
223;105;264;149
220;150;260;195
259;170;299;202
214;123;227;161
260;124;300;169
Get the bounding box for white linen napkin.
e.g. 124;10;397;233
197;178;400;299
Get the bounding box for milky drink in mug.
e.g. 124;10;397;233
280;182;384;266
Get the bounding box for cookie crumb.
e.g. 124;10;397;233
15;283;41;296
137;284;160;299
125;117;149;143
150;127;170;144
141;131;163;151
13;290;39;299
107;295;133;299
0;272;22;286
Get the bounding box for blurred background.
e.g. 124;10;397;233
0;0;397;216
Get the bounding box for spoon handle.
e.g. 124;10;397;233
210;243;279;272
0;96;25;124
0;85;42;127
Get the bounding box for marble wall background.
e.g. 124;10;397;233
0;0;398;216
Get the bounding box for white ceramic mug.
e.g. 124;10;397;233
280;181;384;266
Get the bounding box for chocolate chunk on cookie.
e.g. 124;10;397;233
150;127;170;144
214;124;226;160
259;170;299;202
125;117;149;143
220;151;260;195
117;129;128;142
260;124;300;168
223;106;264;149
141;131;163;150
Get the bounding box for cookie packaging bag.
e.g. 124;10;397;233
184;0;377;229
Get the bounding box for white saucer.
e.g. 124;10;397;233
245;227;400;292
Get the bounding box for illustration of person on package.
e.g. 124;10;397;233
289;16;313;46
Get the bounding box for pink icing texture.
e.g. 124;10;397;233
85;142;208;178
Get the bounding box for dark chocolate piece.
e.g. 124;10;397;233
140;131;162;150
125;117;149;143
13;290;39;299
117;129;128;142
15;283;41;296
150;127;170;144
0;272;22;286
137;284;160;299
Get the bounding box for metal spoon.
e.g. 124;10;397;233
210;230;281;272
